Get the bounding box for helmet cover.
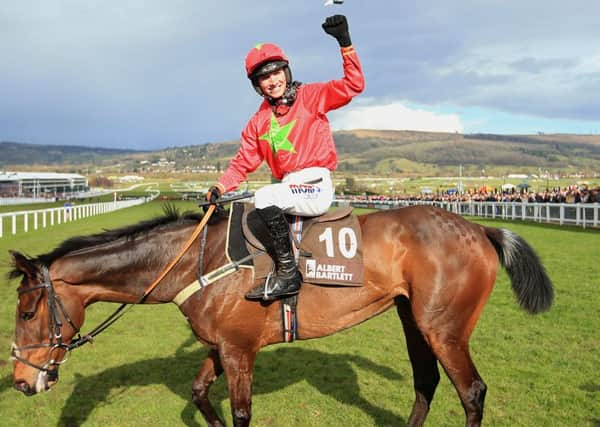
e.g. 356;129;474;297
245;43;292;96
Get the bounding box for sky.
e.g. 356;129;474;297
1;1;600;150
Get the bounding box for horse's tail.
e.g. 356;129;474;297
484;227;554;314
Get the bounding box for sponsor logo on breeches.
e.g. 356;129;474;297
289;184;320;199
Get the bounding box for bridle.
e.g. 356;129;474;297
10;204;219;377
11;265;80;376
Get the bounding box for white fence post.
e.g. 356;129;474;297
0;197;155;238
560;204;564;225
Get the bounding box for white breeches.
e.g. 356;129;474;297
254;167;334;216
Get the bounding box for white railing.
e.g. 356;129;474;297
0;198;150;238
335;199;600;229
0;197;50;206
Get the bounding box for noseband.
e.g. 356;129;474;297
11;206;218;375
11;266;80;374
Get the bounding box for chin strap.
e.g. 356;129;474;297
268;81;302;116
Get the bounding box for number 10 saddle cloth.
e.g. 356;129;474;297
226;202;364;288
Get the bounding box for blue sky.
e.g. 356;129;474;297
1;1;599;149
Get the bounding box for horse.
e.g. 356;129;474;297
7;204;553;427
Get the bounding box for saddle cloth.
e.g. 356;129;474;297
226;202;364;287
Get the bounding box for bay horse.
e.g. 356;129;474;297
8;204;553;427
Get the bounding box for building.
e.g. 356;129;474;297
0;171;88;198
117;175;144;183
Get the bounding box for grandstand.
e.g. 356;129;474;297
0;171;88;198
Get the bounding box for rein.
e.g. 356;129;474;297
69;204;217;349
13;205;216;370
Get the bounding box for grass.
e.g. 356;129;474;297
0;202;599;426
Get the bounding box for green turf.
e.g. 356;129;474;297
0;202;598;426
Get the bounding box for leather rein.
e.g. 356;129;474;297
11;205;216;372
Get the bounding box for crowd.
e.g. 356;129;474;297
338;186;600;204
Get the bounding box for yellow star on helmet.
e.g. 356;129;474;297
259;113;297;155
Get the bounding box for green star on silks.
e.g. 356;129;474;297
259;113;297;155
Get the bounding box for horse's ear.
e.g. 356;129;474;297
10;251;44;319
9;250;38;279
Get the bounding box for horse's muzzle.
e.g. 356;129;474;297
13;368;59;395
14;380;36;396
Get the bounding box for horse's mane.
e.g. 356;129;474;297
8;204;217;278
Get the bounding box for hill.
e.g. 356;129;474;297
0;141;145;169
2;131;600;177
331;130;600;175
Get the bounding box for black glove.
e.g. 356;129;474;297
206;185;222;204
322;14;351;47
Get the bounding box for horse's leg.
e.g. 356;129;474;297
192;348;225;427
412;291;487;427
429;334;486;427
396;296;440;427
219;343;257;427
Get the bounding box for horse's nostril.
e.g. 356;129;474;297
14;380;35;396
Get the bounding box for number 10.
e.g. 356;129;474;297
318;227;358;259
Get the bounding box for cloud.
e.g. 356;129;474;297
510;57;578;74
2;1;600;148
432;51;600;121
330;100;463;133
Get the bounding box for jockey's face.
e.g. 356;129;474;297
258;69;287;99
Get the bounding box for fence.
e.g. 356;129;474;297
0;197;49;206
0;198;150;238
335;199;600;229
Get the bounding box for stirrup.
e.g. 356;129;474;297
245;286;268;301
246;272;300;301
245;273;273;301
263;271;274;300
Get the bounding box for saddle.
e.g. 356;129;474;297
226;202;364;288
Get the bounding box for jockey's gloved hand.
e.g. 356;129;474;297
322;14;352;47
206;185;222;205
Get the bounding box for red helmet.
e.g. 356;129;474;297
245;43;292;96
245;43;288;77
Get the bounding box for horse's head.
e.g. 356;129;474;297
8;250;83;396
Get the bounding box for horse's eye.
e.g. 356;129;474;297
20;312;34;321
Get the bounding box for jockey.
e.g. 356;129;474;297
206;14;365;301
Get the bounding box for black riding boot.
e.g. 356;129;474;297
245;205;301;301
